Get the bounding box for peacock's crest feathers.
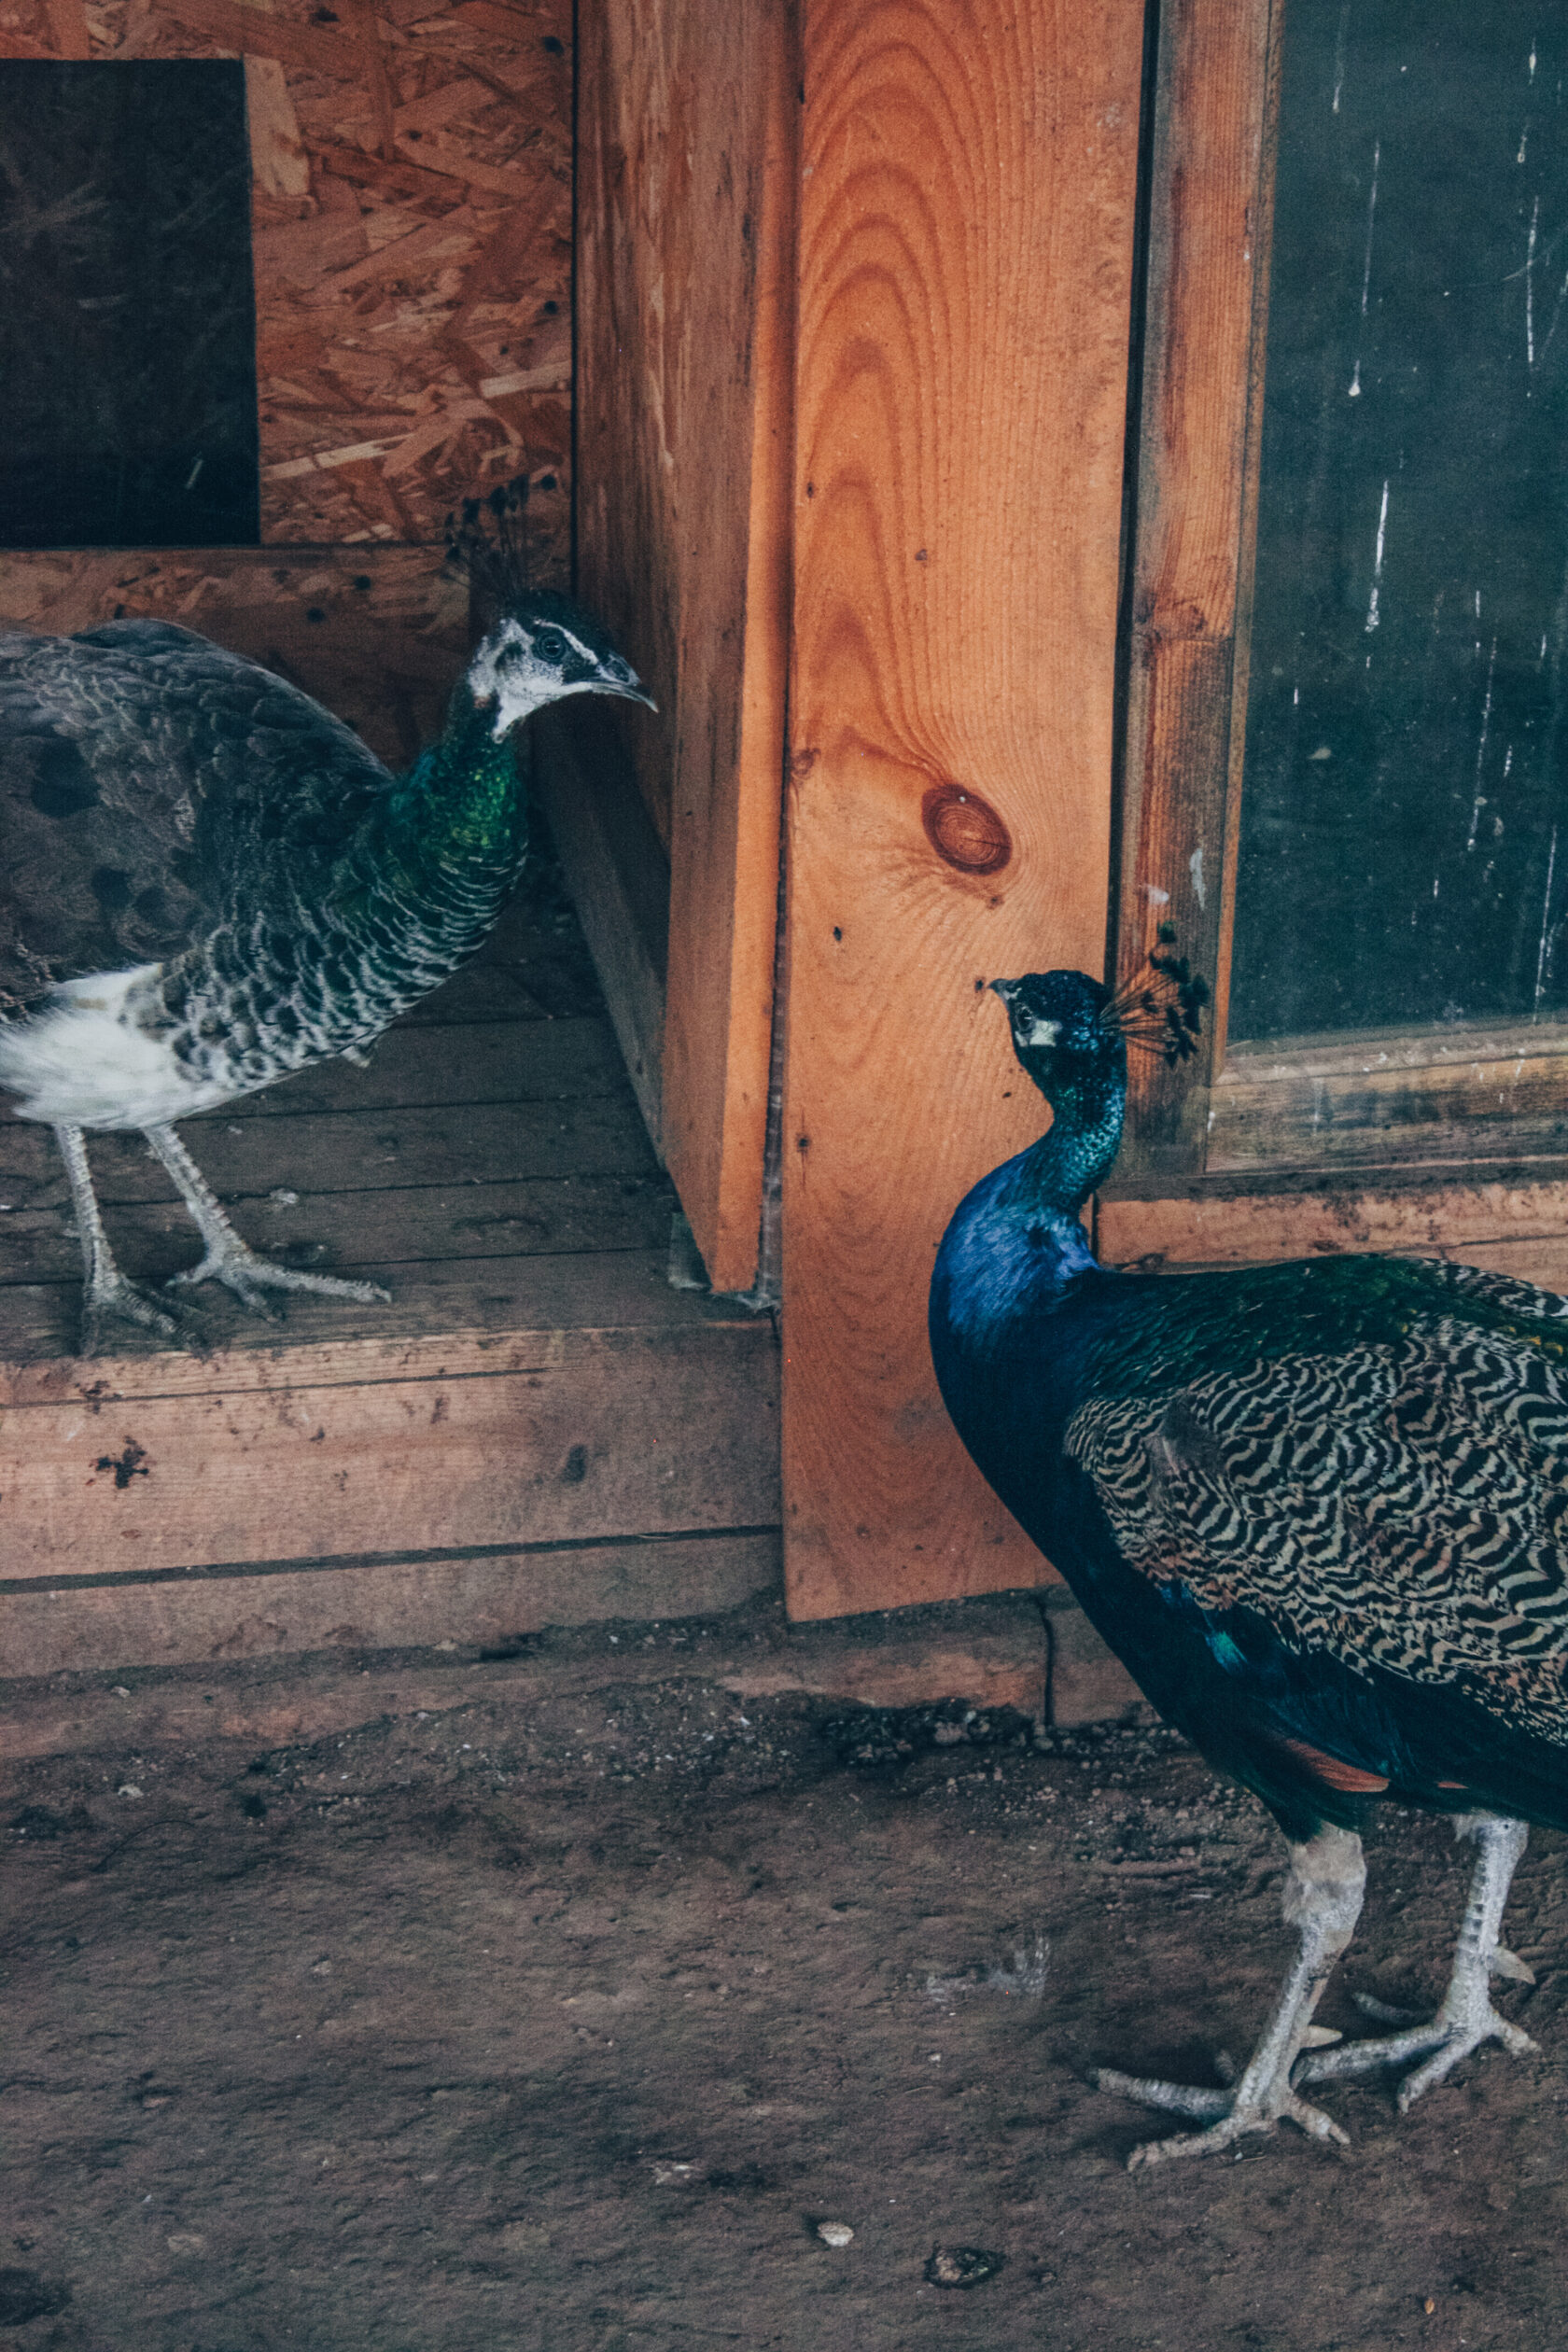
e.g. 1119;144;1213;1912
1105;923;1211;1066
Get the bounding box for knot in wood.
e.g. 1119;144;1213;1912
921;783;1011;876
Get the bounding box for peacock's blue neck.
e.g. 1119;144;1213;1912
931;1055;1127;1358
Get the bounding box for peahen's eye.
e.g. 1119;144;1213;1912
533;627;567;664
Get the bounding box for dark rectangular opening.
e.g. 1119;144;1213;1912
0;59;259;550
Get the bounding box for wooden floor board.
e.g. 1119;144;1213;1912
0;1096;659;1216
0;1172;675;1288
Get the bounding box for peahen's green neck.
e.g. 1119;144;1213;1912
356;681;528;917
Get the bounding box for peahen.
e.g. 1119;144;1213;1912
930;938;1567;2165
0;487;651;1352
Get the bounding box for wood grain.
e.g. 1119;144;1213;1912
781;0;1145;1617
2;0;572;551
0;1531;781;1679
1113;0;1280;1181
0;1322;778;1577
575;0;794;1288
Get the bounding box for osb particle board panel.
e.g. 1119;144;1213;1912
781;0;1145;1619
0;0;572;554
0;544;465;765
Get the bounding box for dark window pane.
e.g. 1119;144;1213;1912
0;60;259;550
1231;6;1568;1041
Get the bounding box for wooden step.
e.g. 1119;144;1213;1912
0;878;782;1679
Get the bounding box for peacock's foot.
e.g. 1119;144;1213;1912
1295;1953;1538;2111
1100;2026;1350;2168
79;1270;201;1357
167;1241;391;1316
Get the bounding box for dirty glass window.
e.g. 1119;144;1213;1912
0;61;259;550
1228;3;1568;1049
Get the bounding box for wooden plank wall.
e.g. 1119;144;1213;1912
780;0;1147;1619
0;0;573;675
575;0;795;1291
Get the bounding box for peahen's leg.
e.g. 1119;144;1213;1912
1296;1813;1536;2110
56;1122;183;1354
144;1124;390;1313
1099;1825;1365;2168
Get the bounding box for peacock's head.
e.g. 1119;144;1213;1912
990;931;1210;1102
466;592;655;741
989;970;1122;1100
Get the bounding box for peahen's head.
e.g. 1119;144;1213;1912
448;480;654;741
991;935;1210;1107
465;591;654;741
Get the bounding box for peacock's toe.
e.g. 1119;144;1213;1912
1099;2055;1350;2168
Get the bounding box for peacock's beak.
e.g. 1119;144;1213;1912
608;678;657;712
987;977;1022;1006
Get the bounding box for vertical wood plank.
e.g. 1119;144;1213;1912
782;0;1145;1619
1113;0;1280;1181
576;0;795;1291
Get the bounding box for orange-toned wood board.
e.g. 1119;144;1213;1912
780;0;1146;1619
0;885;781;1676
0;0;572;554
575;0;794;1289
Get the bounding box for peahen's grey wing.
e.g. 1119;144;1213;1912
0;620;396;1006
1066;1260;1568;1753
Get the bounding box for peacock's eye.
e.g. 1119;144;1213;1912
533;627;567;664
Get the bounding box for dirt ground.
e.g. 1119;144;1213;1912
4;1617;1566;2352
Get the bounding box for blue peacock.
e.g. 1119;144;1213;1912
931;933;1567;2166
0;485;651;1353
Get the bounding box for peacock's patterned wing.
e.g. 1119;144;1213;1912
0;622;394;1005
1065;1254;1568;1749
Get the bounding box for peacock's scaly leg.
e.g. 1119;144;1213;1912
1295;1813;1537;2109
145;1124;391;1313
1099;1826;1365;2169
56;1122;185;1354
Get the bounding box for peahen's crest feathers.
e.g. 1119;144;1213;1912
1105;923;1211;1066
445;475;532;611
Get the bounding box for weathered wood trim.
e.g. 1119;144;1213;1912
530;705;670;1157
1099;1173;1568;1272
574;0;796;1293
0;1530;782;1679
1113;0;1281;1183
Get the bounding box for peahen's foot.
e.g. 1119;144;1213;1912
1099;1826;1366;2169
1100;2027;1349;2167
78;1268;195;1357
168;1239;391;1316
1295;1815;1538;2112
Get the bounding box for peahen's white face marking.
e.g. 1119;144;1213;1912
467;619;649;740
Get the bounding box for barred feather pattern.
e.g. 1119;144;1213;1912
1065;1260;1568;1746
129;816;523;1107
